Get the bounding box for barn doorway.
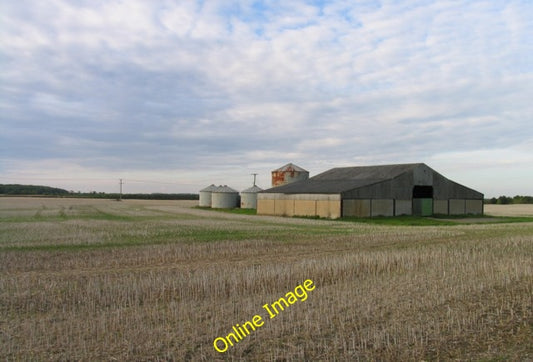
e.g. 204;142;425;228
413;186;433;216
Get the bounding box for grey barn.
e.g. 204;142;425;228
257;163;484;218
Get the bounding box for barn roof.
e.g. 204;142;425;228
261;163;423;194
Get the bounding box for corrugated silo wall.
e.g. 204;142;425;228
211;192;239;208
240;193;258;209
198;191;212;207
272;171;309;187
257;193;341;219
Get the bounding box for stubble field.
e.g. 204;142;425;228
1;197;532;360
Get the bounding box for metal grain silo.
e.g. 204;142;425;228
199;184;217;207
211;185;239;208
271;163;309;187
240;185;263;209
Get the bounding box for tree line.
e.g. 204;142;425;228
2;184;531;204
0;184;198;200
0;184;69;195
484;195;533;204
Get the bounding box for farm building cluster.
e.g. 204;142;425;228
199;162;484;219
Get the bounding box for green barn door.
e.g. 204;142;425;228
413;186;433;216
421;198;433;216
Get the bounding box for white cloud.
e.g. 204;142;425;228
1;0;532;195
429;146;533;197
297;137;345;151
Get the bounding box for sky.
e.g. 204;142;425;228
1;0;532;197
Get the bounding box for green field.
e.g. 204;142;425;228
1;198;532;360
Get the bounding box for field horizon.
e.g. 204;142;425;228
1;197;532;360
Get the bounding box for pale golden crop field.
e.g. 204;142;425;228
1;197;532;361
485;204;533;217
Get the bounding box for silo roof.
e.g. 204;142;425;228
199;184;218;192
213;185;239;193
241;185;263;193
273;163;308;172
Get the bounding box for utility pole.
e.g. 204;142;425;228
119;179;123;201
251;173;258;186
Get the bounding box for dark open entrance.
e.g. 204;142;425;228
413;186;433;198
413;186;433;216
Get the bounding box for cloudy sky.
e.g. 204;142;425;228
1;0;532;196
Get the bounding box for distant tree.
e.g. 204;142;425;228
0;184;69;195
512;195;533;204
485;195;533;205
497;196;510;204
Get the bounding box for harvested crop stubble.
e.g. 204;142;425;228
0;198;532;360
